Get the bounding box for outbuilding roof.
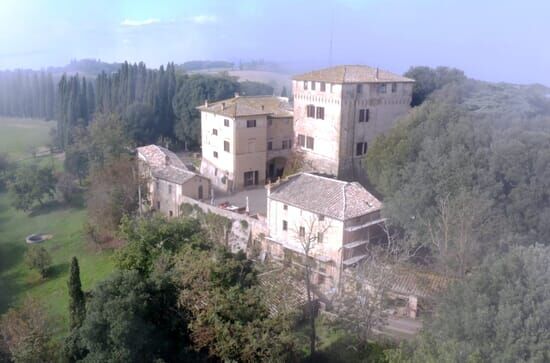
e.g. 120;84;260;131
197;95;293;118
137;144;200;185
293;65;414;84
137;144;186;170
268;173;381;221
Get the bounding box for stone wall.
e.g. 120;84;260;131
179;194;269;253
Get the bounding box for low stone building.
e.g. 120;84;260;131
137;144;210;218
198;95;293;193
264;172;386;294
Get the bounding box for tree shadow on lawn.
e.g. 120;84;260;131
48;261;70;280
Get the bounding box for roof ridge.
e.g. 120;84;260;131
342;182;347;218
302;172;349;185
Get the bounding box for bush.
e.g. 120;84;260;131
24;246;52;278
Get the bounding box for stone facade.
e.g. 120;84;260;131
265;173;386;294
137;145;211;218
198;96;293;192
292;65;414;180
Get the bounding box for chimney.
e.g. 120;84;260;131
204;99;208;107
376;67;379;80
165;155;170;166
222;102;226;110
261;105;265;111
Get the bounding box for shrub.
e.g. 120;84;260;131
24;246;52;278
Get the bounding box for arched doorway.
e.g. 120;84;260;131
266;157;287;182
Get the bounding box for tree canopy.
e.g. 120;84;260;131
366;76;550;274
403;245;550;363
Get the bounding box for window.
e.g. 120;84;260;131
320;82;326;92
317;232;324;243
268;119;273;127
316;107;325;120
282;139;291;149
298;134;306;147
357;84;363;93
378;84;387;94
224;119;230;127
311;81;316;90
213;151;218;158
359;109;370;122
303;81;308;90
267;141;273;150
224;140;230;152
157;201;160;209
247;119;256;128
169;210;173;217
168;185;172;194
299;226;305;238
356;142;368;156
283;204;288;210
215;168;218;176
306;136;314;150
282;220;288;231
212;128;218;135
306;104;315;118
392;83;397;93
330;84;334;93
318;214;325;221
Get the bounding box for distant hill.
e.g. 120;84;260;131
177;60;234;72
46;59;122;77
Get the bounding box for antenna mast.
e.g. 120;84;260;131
328;3;335;66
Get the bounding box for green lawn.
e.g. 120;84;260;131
0;117;54;159
0;117;116;337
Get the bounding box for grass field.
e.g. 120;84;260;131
0;117;55;159
0;117;116;337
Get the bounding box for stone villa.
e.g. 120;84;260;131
265;172;386;292
198;95;293;192
198;65;413;191
136;65;445;318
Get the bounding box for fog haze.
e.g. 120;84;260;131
1;0;549;85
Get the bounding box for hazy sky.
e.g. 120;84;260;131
1;0;549;85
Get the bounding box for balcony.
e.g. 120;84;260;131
345;218;385;232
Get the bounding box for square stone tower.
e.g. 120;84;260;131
292;65;414;180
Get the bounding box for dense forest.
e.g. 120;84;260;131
366;67;550;362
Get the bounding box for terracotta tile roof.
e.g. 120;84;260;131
258;268;308;316
137;144;186;169
197;95;293;118
137;144;199;185
293;65;415;84
151;165;197;184
268;173;382;221
387;267;452;298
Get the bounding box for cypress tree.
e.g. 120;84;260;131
68;256;85;330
